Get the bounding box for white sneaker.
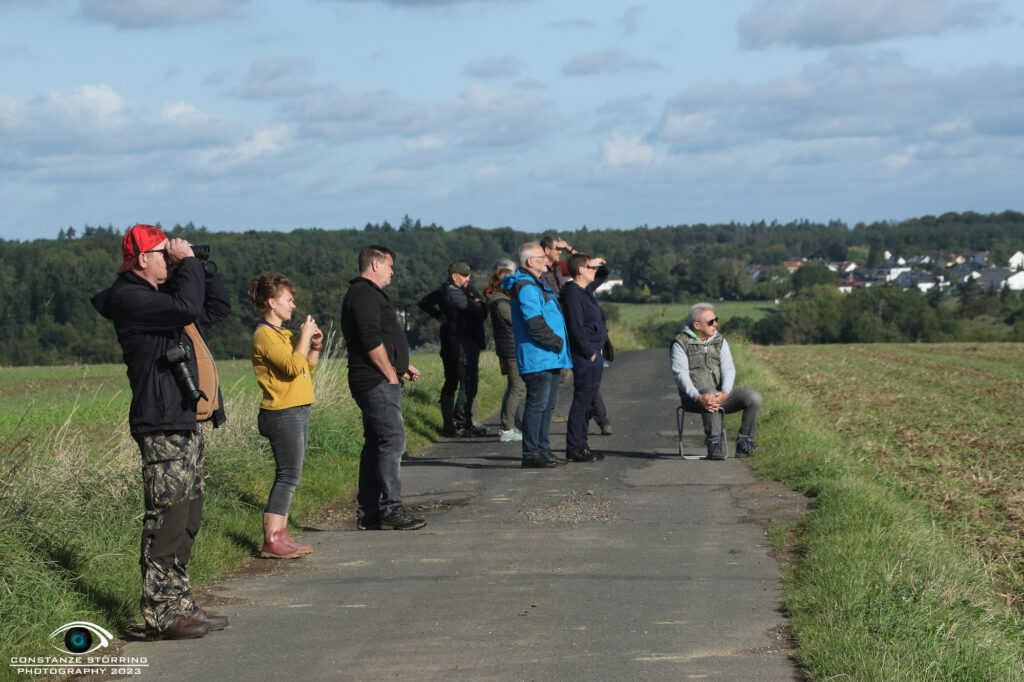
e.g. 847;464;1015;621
499;429;523;442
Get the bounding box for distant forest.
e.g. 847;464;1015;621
2;210;1023;366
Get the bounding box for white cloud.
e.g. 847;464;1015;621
230;57;322;101
600;133;655;168
78;0;247;29
562;48;662;76
403;134;446;151
196;124;291;173
464;55;523;79
474;162;502;179
737;0;999;49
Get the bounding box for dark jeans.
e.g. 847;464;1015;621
353;381;406;520
441;342;480;429
567;354;603;453
680;387;763;440
521;369;560;460
257;404;311;516
500;355;526;431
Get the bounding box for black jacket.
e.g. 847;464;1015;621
418;280;487;350
91;258;230;435
341;277;411;394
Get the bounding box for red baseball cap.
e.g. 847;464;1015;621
120;224;168;272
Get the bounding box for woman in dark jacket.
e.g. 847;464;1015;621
484;259;525;442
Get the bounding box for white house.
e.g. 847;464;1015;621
1008;250;1024;270
1007;270;1024;291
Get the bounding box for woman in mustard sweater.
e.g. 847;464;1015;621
249;274;323;559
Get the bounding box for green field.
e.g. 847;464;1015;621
745;342;1024;679
606;300;779;328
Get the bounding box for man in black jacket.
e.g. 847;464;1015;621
341;245;425;531
417;260;488;437
91;224;230;640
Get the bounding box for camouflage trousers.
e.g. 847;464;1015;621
134;426;206;632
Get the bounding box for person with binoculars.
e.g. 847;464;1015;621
248;274;322;559
92;224;231;641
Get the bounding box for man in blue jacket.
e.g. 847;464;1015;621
503;243;572;468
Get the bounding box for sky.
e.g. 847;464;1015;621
1;0;1022;240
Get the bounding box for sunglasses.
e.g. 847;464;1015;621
703;317;719;326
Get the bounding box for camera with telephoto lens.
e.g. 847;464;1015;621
164;343;202;403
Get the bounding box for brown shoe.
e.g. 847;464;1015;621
196;609;229;631
150;614;209;640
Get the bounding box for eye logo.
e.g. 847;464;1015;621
48;621;114;655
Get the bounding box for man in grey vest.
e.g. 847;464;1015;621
670;302;762;460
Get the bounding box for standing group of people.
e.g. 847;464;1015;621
93;225;761;643
417;236;615;468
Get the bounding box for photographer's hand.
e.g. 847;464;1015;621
167;238;195;264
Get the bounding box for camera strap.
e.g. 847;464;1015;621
184;323;220;420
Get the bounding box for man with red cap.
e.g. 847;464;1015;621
92;224;231;640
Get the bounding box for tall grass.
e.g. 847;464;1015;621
0;336;504;674
737;344;1024;680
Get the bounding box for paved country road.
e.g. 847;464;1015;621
117;349;808;681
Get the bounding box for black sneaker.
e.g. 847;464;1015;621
735;437;760;457
380;506;426;530
566;449;596;462
357;515;381;530
521;455;559;468
456;425;488;437
705;439;726;460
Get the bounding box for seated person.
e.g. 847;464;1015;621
670;303;762;460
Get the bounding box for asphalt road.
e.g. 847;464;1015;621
117;349;807;681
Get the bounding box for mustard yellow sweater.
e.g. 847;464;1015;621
251;325;317;410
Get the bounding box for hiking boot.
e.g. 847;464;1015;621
380;506;426;530
521;455;559;468
195;609;229;631
456;425;488;437
149;614;209;641
735;437;760;457
705;439;726;460
499;429;523;442
356;515;381;531
600;424;613;436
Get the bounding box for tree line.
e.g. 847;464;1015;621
2;211;1023;366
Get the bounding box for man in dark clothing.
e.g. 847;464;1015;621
417;260;488;437
91;224;231;640
559;253;610;462
341;245;425;531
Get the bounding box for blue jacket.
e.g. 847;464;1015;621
502;269;572;374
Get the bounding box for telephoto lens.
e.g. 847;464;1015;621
164;343;202;402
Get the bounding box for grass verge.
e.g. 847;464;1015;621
737;343;1024;680
0;345;504;676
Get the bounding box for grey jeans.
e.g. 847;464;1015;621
257;404;311;516
680;386;763;440
353;381;406;520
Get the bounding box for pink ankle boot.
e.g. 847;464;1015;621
282;529;313;556
259;530;302;559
